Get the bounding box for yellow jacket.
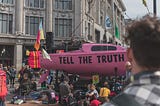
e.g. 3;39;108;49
99;87;110;97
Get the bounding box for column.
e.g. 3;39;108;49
14;43;23;71
46;0;53;32
15;0;24;33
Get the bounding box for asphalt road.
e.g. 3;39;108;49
6;100;60;106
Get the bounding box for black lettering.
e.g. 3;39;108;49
102;55;107;63
78;57;82;64
88;56;92;63
107;55;112;63
83;56;88;64
97;56;101;63
63;57;66;64
113;54;118;62
119;54;124;62
59;57;63;64
66;57;70;64
70;57;74;64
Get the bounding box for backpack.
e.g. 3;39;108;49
0;70;7;97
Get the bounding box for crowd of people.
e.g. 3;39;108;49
0;62;128;106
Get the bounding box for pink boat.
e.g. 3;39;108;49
31;43;127;76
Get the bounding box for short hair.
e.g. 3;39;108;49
64;76;69;82
126;15;160;70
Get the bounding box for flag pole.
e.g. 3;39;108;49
153;0;157;16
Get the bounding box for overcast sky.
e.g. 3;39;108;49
123;0;160;19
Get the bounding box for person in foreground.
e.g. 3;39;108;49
103;15;160;106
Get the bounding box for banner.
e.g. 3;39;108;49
92;75;99;84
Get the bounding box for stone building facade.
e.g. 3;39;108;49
0;0;125;70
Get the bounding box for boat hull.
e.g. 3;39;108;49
40;50;127;76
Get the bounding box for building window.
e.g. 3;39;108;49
0;0;13;4
0;13;13;34
55;0;72;10
55;18;72;37
25;16;43;35
25;0;44;8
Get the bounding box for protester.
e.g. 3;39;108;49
99;82;110;104
9;66;16;87
3;67;10;85
86;84;99;99
125;61;132;85
103;15;160;106
90;95;101;106
0;64;3;70
86;83;99;106
59;76;72;103
0;69;7;106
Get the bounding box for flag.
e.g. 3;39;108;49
115;22;120;39
42;48;52;61
142;0;147;7
28;51;41;68
34;21;44;51
105;16;112;29
39;21;45;40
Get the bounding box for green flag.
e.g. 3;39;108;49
115;23;120;39
142;0;147;7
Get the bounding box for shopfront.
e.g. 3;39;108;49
0;45;14;67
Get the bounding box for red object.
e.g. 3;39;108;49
56;50;64;53
28;51;41;68
90;99;101;106
0;70;7;98
110;91;117;97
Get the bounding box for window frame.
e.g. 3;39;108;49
55;18;72;37
0;0;13;4
0;13;13;34
25;16;43;36
55;0;72;10
25;0;45;8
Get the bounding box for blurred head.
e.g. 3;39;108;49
125;61;132;70
126;15;160;73
0;64;3;68
103;82;109;88
3;67;7;71
23;73;28;80
90;84;96;90
64;76;69;82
